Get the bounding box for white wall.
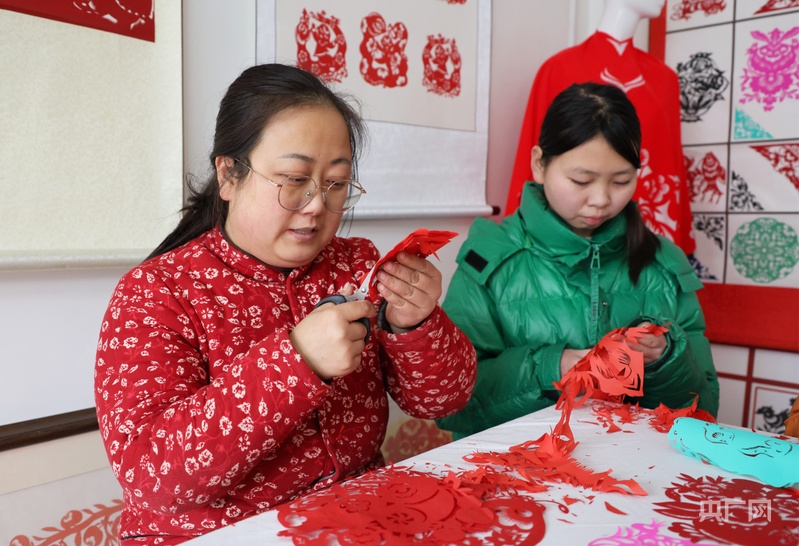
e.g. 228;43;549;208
0;0;787;495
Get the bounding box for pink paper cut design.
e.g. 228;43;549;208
739;26;799;112
359;13;409;88
295;9;347;83
422;35;462;97
750;142;799;193
588;519;705;546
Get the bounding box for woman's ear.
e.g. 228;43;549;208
530;146;544;184
215;156;235;201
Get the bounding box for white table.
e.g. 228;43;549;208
186;400;798;545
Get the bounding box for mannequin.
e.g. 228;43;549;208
597;0;667;41
505;0;696;255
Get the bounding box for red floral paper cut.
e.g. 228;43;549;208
653;473;799;545
686;151;726;204
670;0;728;21
751;142;799;194
296;9;348;83
422;35;462;97
275;466;546;545
369;229;458;299
359;13;409;88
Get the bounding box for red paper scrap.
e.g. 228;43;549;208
604;501;628;515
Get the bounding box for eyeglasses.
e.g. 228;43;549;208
236;160;365;213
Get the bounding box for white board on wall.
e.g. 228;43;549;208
256;0;493;219
0;0;184;270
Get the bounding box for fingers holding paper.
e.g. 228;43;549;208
376;251;442;332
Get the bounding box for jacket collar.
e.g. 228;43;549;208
517;183;626;267
203;226;316;283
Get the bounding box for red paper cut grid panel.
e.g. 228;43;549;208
651;2;799;352
0;0;154;41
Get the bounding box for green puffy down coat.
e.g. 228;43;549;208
436;183;719;440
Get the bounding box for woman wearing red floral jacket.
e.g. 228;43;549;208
94;63;477;545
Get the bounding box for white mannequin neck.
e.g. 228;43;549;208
596;6;642;42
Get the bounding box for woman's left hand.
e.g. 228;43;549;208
376;252;442;333
628;321;668;365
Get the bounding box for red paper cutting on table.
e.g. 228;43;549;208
275;466;547;545
368;228;458;299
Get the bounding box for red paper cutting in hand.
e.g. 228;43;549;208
368;228;458;299
460;325;668;499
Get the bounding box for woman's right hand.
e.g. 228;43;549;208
290;298;376;381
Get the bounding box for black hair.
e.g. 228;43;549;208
147;63;367;260
537;82;660;284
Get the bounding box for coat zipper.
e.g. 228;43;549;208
590;243;601;343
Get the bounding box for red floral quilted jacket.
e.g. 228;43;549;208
94;228;477;544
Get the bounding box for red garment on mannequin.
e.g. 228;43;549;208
506;31;695;255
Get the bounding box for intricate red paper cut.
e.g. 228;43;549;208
369;229;458;299
422;35;462;97
670;0;728;21
296;9;348;83
652;474;799;545
637;149;681;243
275;466;546;545
686;151;727;203
751;142;799;193
755;0;799;15
459;326;669;499
0;0;154;41
359;13;409;88
11;499;123;546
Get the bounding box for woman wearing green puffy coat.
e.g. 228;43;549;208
436;82;719;440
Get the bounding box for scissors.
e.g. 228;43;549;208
314;267;375;343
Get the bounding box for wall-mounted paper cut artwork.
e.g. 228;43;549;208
275;0;478;130
751;384;799;433
733;17;799;140
736;0;799;19
729;142;799;212
686;145;729;211
657;2;799;350
666;0;733;32
665;25;733;144
727;215;799;286
0;0;154;41
668;417;799;487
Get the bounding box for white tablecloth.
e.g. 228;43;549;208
186;400;798;545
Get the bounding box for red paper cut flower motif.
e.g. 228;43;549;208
382;418;453;463
295;9;348;83
359;13;409;88
686;151;727;203
422;35;462;97
653;473;799;545
276;467;546;545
